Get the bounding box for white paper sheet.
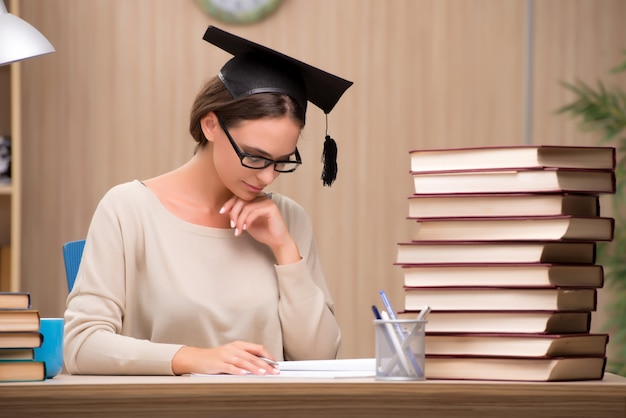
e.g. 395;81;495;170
192;358;376;378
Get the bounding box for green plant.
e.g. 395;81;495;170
558;52;626;376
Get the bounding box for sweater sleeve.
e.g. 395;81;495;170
63;186;183;375
273;195;341;360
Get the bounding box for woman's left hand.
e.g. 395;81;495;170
220;194;301;264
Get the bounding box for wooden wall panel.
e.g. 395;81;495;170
532;0;626;146
15;0;625;360
531;0;626;356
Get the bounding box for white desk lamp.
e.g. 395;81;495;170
0;0;54;65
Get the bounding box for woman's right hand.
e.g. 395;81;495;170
171;341;280;376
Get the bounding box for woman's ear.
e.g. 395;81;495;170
200;112;219;143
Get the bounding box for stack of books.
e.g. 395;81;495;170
0;292;45;382
396;145;615;381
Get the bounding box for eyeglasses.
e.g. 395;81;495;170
218;119;302;173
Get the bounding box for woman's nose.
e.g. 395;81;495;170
257;165;280;184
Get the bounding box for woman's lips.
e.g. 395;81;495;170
244;182;264;194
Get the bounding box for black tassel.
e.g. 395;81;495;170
321;134;338;186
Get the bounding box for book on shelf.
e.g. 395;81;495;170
0;331;43;349
409;145;615;173
403;287;596;311
411;168;615;195
398;310;591;334
396;241;596;265
424;355;606;381
424;333;608;357
0;310;40;332
0;348;34;360
407;193;600;219
0;360;45;382
410;216;614;242
0;292;30;310
398;264;604;288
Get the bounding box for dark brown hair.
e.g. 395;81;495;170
189;76;306;149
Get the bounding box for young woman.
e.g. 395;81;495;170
63;26;352;376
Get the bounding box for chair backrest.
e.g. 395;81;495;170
62;239;85;292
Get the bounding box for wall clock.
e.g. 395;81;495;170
197;0;284;25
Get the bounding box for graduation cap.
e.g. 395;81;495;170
202;25;353;186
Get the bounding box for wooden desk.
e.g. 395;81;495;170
2;373;626;417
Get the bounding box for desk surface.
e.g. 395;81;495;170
2;373;626;418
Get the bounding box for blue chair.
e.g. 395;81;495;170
62;239;85;292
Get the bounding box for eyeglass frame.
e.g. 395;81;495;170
218;118;302;173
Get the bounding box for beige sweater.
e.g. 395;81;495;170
63;180;340;375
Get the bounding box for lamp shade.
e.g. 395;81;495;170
0;1;54;65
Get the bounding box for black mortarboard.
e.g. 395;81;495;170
202;25;353;186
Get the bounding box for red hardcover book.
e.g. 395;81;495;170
409;216;614;242
424;333;608;357
398;310;591;334
411;168;615;195
409;145;616;173
396;241;596;265
424;355;606;381
407;193;600;219
397;263;604;288
403;287;597;312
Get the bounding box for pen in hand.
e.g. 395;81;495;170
257;356;279;368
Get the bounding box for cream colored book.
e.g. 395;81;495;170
396;241;596;265
424;333;608;357
424;356;606;381
411;169;615;195
398;311;591;334
409;145;615;173
411;216;614;242
398;264;604;288
403;287;596;311
407;193;599;219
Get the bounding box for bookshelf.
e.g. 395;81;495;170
0;0;23;292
